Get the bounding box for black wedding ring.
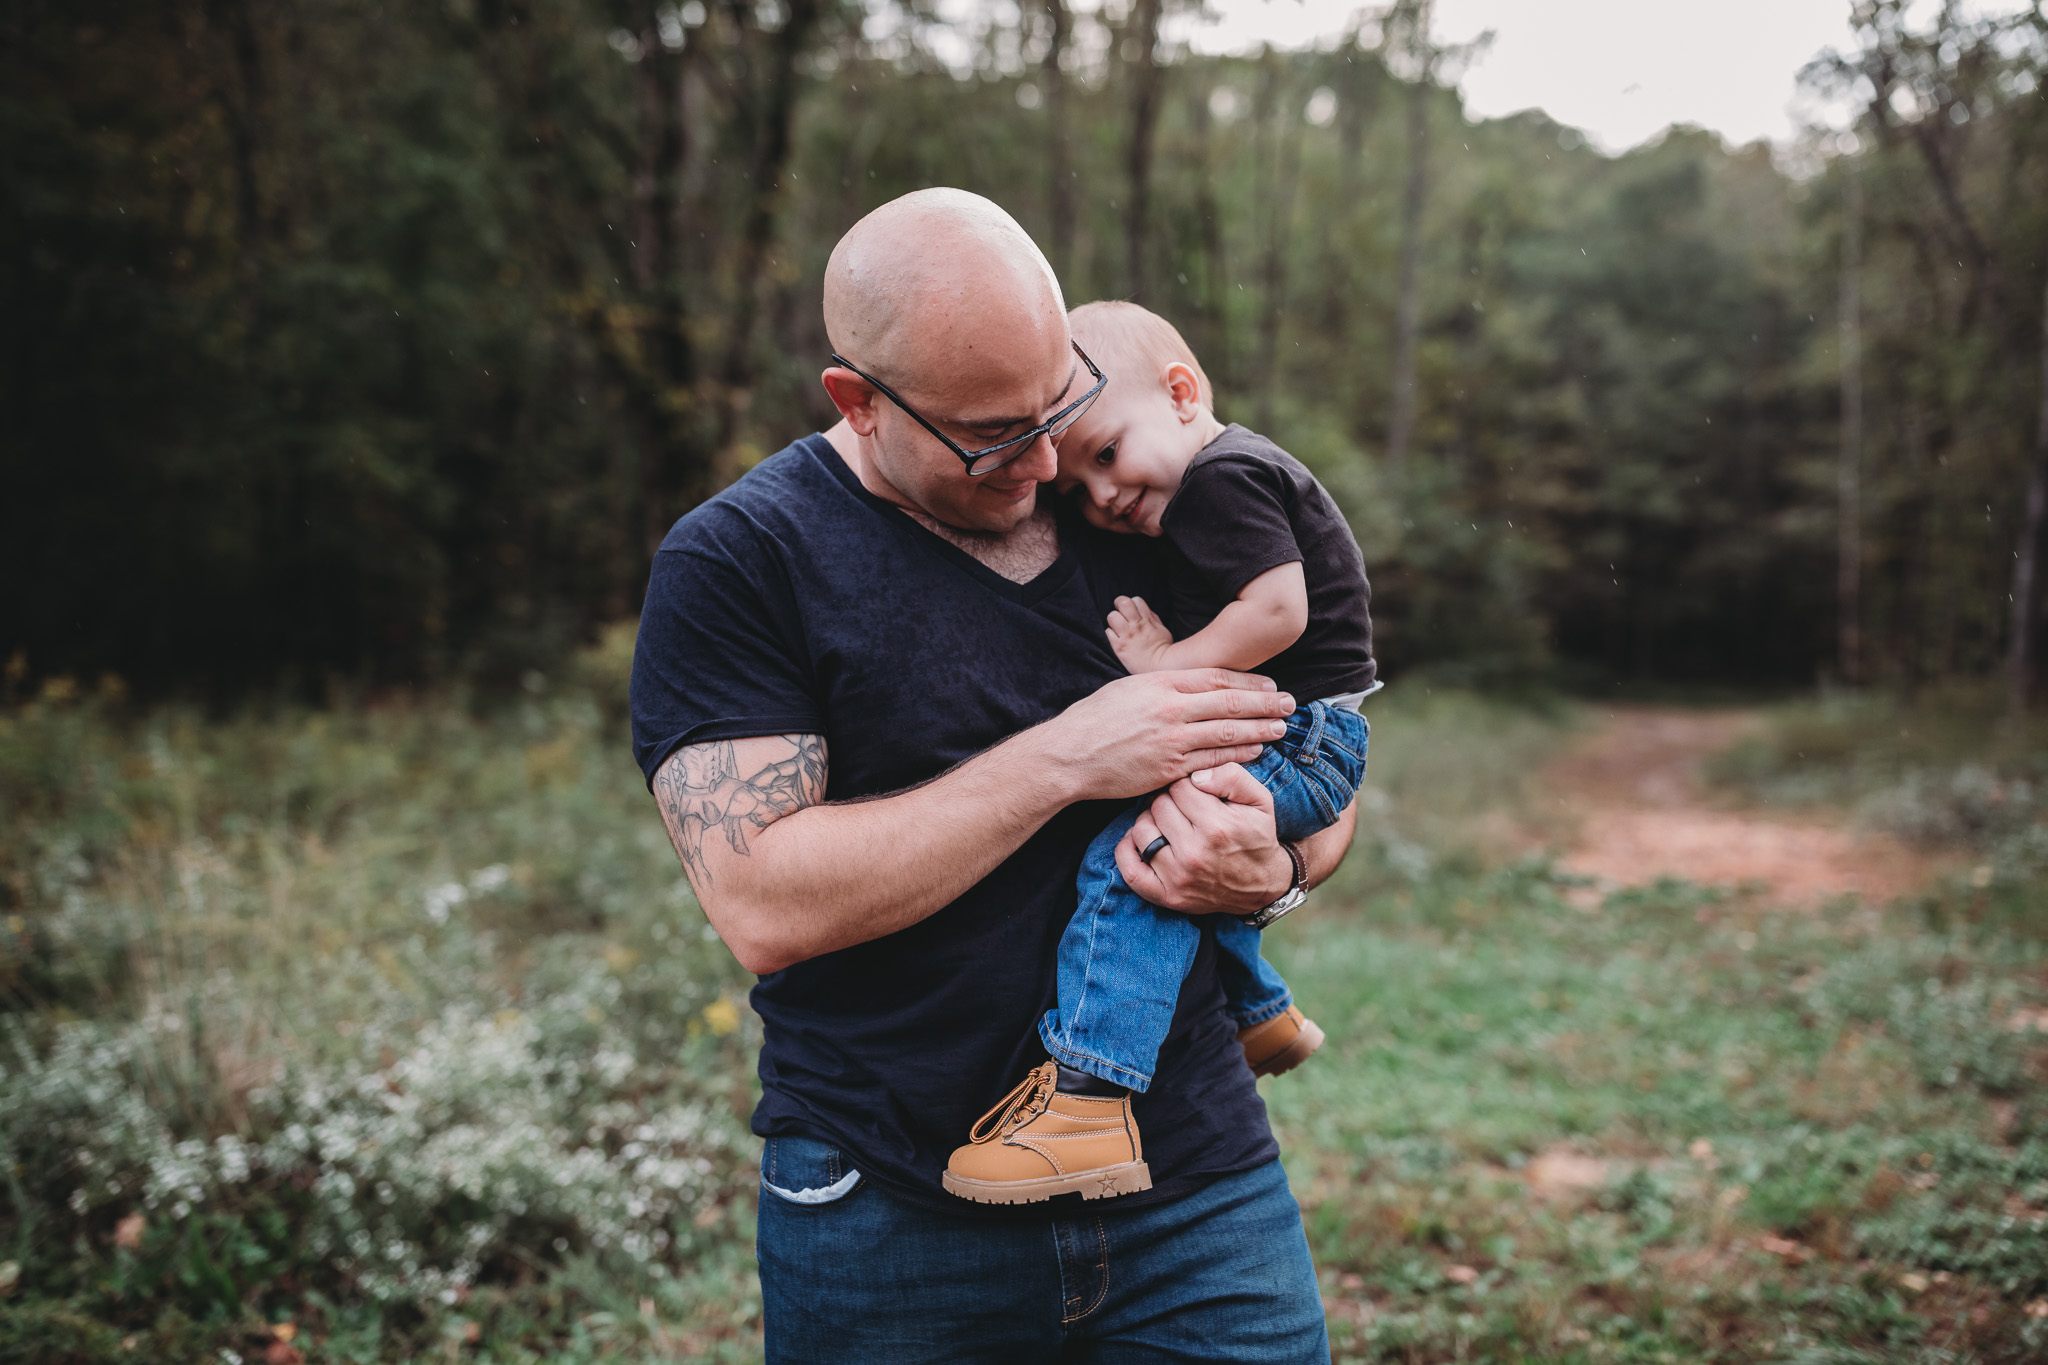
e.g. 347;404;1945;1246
1140;835;1170;863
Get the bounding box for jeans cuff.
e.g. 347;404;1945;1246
1228;995;1295;1029
1037;1020;1154;1093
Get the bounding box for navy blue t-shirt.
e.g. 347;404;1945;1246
629;434;1279;1215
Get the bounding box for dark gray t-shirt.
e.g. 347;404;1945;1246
1159;424;1377;701
629;435;1280;1216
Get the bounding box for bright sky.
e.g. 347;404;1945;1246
1175;0;2002;152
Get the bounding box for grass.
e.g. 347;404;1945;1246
3;660;2045;1361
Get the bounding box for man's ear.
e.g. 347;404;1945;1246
822;368;882;435
1163;362;1206;421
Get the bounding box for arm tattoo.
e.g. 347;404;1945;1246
652;734;828;891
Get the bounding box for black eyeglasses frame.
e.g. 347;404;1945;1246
827;341;1107;477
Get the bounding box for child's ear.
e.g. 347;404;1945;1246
1162;362;1205;421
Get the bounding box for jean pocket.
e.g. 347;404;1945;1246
760;1135;863;1206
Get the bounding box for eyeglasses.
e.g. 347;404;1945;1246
827;341;1107;477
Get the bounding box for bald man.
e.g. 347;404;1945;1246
630;189;1341;1362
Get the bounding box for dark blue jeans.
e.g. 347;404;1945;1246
1038;702;1370;1091
756;1135;1329;1363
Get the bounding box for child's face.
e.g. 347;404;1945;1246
1052;361;1208;537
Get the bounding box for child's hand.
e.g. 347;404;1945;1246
1106;596;1177;674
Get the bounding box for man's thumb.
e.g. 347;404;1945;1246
1189;762;1270;808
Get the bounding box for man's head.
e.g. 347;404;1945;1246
821;189;1077;533
1053;301;1219;538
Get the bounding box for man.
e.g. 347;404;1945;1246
630;188;1350;1362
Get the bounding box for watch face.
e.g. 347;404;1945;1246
1248;887;1307;931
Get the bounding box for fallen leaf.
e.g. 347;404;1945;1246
1445;1264;1480;1284
1898;1272;1930;1293
2008;1007;2048;1034
1526;1150;1609;1193
1759;1235;1812;1264
113;1214;146;1250
270;1323;296;1342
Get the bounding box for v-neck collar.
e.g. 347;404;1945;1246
808;434;1080;607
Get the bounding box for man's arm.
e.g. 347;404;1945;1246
650;670;1298;975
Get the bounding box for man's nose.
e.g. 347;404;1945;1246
1012;429;1059;484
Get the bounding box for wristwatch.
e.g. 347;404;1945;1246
1244;840;1308;931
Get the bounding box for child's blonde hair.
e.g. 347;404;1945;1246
1068;301;1214;410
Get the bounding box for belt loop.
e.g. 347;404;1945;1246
1300;700;1327;765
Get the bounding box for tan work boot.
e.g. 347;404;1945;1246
942;1062;1152;1205
1237;1005;1326;1078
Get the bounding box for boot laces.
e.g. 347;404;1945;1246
966;1062;1055;1144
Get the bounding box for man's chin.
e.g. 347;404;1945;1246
945;484;1040;533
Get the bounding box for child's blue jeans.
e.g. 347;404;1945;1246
1038;700;1370;1092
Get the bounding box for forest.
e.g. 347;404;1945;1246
10;4;2048;1363
5;0;2046;701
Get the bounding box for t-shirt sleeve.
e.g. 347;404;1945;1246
1164;457;1305;601
629;518;823;788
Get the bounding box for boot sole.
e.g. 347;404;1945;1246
1249;1017;1326;1078
941;1161;1153;1205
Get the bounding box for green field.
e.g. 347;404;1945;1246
4;656;2046;1363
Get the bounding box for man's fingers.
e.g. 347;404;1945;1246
1147;783;1201;848
1183;717;1287;752
1114;837;1168;902
1183;744;1269;772
1173;688;1295;724
1129;809;1162;852
1164;667;1278;695
1186;762;1275;813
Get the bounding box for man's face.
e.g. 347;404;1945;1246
862;325;1079;535
1052;371;1193;538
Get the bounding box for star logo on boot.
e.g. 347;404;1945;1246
1096;1173;1122;1196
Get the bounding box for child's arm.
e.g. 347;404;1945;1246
1107;561;1308;675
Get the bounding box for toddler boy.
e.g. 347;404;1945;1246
943;302;1378;1204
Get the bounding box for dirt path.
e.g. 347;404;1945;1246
1531;708;1941;907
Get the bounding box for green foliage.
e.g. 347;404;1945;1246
6;682;2048;1359
6;3;2045;698
0;651;761;1359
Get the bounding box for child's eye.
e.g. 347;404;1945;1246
1093;442;1117;467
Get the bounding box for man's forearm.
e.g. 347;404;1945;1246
1298;801;1357;892
665;726;1081;974
656;669;1297;975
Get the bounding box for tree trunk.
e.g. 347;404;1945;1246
1122;0;1164;305
1838;158;1863;687
1386;1;1432;486
1252;54;1302;430
1042;0;1074;285
1190;83;1231;393
2009;274;2048;714
711;0;822;491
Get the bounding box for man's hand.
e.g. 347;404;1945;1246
1040;669;1296;802
1105;595;1177;674
1115;764;1296;915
